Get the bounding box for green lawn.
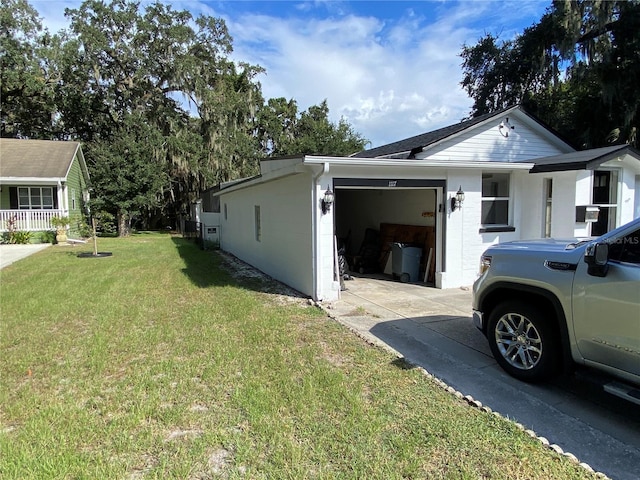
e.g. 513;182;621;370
0;234;596;479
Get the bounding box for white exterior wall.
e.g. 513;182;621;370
219;172;316;298
573;158;640;237
548;172;580;238
419;112;570;163
518;173;545;239
521;171;579;239
315;176;343;301
427;113;570;288
213;110;640;299
573;170;593;237
440;170;479;288
604;158;640;224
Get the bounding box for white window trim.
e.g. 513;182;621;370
590;168;621;235
543;178;553;238
18;186;55;210
481;173;512;228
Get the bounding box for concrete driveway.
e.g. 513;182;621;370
0;243;50;269
323;273;640;480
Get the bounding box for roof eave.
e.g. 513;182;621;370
304;155;535;170
0;177;66;184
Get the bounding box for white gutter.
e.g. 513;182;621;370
213;161;304;196
303;156;535;170
0;177;66;184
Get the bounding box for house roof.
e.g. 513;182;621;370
351;105;577;159
517;144;640;173
0;138;82;179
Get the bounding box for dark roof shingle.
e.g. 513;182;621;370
517;145;640;172
0;139;80;178
352;107;515;159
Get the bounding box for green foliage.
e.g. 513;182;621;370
39;230;56;243
258;99;368;157
1;0;368;229
71;214;92;238
92;211;116;236
87;114;167;236
8;230;33;244
49;215;69;231
460;0;640;148
0;0;60;137
3;215;33;244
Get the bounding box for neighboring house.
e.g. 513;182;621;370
209;105;640;301
0;139;91;240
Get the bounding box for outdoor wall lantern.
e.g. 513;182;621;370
321;185;335;215
450;186;465;211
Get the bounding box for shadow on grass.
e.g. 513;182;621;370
171;237;309;301
171;237;232;289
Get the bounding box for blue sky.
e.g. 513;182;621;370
31;0;550;148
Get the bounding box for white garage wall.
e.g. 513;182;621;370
441;171;487;288
219;172;315;298
420;112;569;163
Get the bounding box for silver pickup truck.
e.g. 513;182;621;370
473;217;640;404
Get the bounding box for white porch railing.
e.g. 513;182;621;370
0;210;68;232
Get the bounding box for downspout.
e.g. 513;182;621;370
311;162;330;301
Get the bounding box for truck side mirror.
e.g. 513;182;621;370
584;242;609;277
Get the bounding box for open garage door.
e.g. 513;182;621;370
333;178;444;286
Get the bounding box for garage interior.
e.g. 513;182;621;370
333;185;440;286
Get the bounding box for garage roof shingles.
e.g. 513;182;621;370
352;109;509;159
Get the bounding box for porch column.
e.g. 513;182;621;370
57;181;68;214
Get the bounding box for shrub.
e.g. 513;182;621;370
50;216;70;232
3;215;33;244
72;214;92;238
9;230;33;244
40;230;56;244
93;211;117;236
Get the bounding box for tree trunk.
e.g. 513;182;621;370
117;210;131;237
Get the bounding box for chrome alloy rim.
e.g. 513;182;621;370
494;313;543;370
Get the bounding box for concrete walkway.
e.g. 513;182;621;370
323;273;640;480
0;244;51;269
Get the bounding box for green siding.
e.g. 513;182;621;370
66;152;90;237
0;149;90;240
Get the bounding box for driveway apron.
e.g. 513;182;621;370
322;274;640;480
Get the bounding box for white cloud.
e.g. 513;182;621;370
227;6;479;147
30;0;547;148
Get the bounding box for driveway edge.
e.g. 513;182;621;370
317;301;609;480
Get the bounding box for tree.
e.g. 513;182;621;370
460;0;639;148
0;0;60;138
4;0;369;234
59;0;264;226
88;114;166;236
257;99;368;157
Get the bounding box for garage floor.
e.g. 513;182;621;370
331;272;489;357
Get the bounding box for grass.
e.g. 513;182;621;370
0;234;597;479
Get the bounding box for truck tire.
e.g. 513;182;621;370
487;301;560;382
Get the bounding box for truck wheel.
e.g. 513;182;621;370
487;301;559;382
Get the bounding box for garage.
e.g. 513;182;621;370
332;178;445;286
213;107;615;301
